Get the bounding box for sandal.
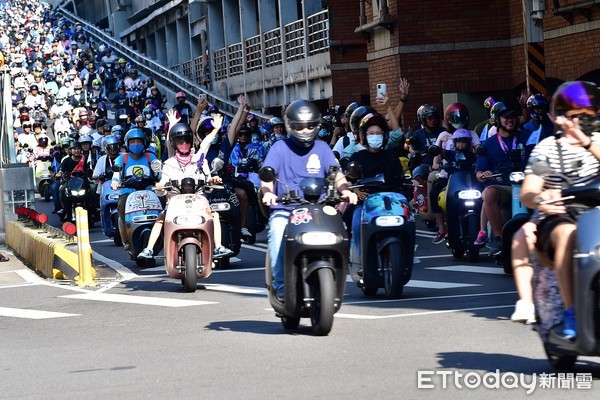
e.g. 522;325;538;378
0;253;9;262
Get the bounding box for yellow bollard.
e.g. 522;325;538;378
75;207;96;286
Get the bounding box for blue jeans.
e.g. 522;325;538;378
267;210;290;297
51;180;61;211
350;205;363;267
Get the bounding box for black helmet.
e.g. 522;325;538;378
344;102;359;120
359;113;389;148
349;105;376;134
489;102;516;127
169;123;193;147
283;100;321;148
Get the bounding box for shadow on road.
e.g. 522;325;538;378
204;319;315;336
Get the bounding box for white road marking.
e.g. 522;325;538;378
212;267;265;273
203;283;268;295
334;304;514;319
344;290;517;305
90;239;114;244
14;269;44;284
344;275;478;289
61;292;217;307
0;307;79;319
241;244;268;253
93;251;138;280
428;265;505;274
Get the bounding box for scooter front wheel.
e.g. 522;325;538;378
543;343;577;369
383;242;404;299
310;268;335;336
43;183;51;202
281;316;300;330
182;244;198;293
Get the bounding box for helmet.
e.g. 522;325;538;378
103;134;121;153
92;78;102;87
247;113;257;122
111;125;124;137
70;140;82;149
169;123;193;147
484;96;504;111
142;106;154;119
489;102;516;126
73;82;82;90
359;113;389;148
208;105;219;115
283;99;321;148
59;137;71;148
176;91;186;99
269;117;284;128
417;104;440;125
79;109;89;117
135;115;145;123
344;102;359;119
96;119;107;128
37;134;49;147
124;128;148;150
197;116;214;137
349;105;376;134
451;128;472;148
526;94;550;121
30;84;38;91
551;81;600;118
79;132;93;144
98;44;106;53
118;58;126;64
56;94;65;103
444;103;470;130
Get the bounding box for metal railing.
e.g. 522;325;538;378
0;69;16;166
213;10;329;83
57;6;271;119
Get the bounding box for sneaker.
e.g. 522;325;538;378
432;231;447;245
474;231;488;246
487;236;502;255
562;307;577;339
213;246;234;259
511;300;536;324
137;248;154;259
241;227;252;238
276;288;285;303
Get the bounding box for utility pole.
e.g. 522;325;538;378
522;0;547;96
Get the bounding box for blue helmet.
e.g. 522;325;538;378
124;128;147;151
526;94;549;121
103;134;121;153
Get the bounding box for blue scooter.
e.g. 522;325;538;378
99;180;121;246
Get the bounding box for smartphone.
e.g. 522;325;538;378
376;83;387;99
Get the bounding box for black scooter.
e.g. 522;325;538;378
533;174;600;369
260;165;349;336
60;170;96;227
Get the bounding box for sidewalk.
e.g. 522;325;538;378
0;244;41;287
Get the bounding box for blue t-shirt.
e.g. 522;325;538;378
523;119;554;147
262;139;339;211
114;151;157;178
475;131;530;186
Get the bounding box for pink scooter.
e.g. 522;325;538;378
162;177;225;292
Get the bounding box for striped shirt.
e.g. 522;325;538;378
525;131;600;219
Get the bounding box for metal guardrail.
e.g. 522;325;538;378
0;69;17;166
57;6;271;119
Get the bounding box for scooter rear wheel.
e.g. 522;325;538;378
543;343;577;369
310;268;335;336
182;244;198;293
43;183;51;202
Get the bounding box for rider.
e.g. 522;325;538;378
260;99;358;301
347;113;404;267
56;140;84;222
475;102;530;255
137;120;233;259
520;81;600;339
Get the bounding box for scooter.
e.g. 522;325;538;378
441;151;484;262
345;164;416;298
61;170;96;226
113;165;163;267
99;179;121;246
532;174;600;369
260;165;349;336
235;157;268;244
162;177;219;292
34;153;53;202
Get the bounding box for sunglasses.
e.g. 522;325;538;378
288;122;319;131
174;137;192;144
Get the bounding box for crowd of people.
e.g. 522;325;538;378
3;0;599;342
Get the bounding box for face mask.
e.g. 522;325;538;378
366;135;384;150
129;143;144;155
572;114;600;135
318;128;328;138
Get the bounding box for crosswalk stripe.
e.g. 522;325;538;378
334;304;513;320
0;307;79;319
344;275;478;289
203;283;267;295
61;292;217;307
242;244;268;253
427;265;505;274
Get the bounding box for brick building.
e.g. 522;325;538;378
328;0;600;128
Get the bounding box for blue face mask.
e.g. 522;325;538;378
366;135;384;150
129;143;144;155
318;128;328;138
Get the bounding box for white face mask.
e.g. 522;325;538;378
366;135;384;150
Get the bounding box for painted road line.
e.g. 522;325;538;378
61;292;217;307
203;283;268;295
93;251;138;280
428;265;505;274
344;275;478;289
344;290;517;305
90;239;114;244
334;304;513;320
212;267;265;274
0;307;79;319
242;244;268;253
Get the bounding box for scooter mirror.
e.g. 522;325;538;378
345;161;363;180
339;157;351;171
427;145;440;157
259;167;276;183
211;157;224;172
112;164;122;173
359;173;385;187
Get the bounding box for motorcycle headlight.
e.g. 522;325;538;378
173;215;205;225
458;190;481;200
106;193;120;201
210;202;231;211
509;172;525;183
374;216;404;227
299;232;339;245
71;189;86;196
